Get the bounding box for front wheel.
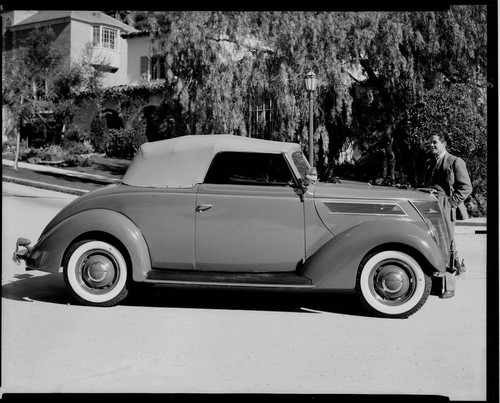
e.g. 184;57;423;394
63;240;130;307
355;250;431;319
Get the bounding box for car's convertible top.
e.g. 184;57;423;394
122;134;302;188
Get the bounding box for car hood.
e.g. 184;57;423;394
309;180;437;236
311;180;434;202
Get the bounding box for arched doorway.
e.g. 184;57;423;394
143;105;160;142
102;109;124;130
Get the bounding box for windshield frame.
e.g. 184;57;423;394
290;150;312;182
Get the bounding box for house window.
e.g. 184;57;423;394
140;56;149;80
92;26;118;50
249;97;274;139
140;55;166;81
151;55;166;80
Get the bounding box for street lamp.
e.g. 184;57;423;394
304;71;317;168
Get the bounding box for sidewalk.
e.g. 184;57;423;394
2;158;119;196
2;159;120;184
2;158;487;233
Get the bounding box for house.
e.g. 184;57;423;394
1;10;141;143
125;30;165;86
2;10;358;147
2;10;138;88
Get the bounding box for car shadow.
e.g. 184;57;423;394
2;272;72;304
1;273;369;317
125;284;369;317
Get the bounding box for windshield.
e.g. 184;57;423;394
291;150;311;181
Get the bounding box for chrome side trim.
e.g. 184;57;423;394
321;200;408;216
409;200;426;221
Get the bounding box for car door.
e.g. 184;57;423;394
195;151;305;272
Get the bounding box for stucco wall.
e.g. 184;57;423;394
126;35;151;86
70;20;129;88
104;33;130;87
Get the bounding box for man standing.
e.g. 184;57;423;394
424;132;472;299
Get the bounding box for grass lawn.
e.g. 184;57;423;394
2;155;131;192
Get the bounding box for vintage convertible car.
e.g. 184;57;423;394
13;134;460;318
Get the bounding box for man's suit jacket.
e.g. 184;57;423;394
424;152;472;221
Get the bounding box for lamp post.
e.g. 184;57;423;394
304;71;317;168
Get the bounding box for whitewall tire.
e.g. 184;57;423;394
355;250;431;319
63;240;129;307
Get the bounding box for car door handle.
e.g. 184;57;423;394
196;204;213;213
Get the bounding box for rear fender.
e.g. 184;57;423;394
26;209;151;282
303;219;445;289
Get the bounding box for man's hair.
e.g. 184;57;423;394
429;131;449;144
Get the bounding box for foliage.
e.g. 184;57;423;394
401;78;487;215
138;8;489;213
103;10;151;30
62;154;94;168
2;26;108;161
20;26;62;100
104;117;147;159
89;116;108;153
143;8;488;169
16;143;94;167
61;140;94;156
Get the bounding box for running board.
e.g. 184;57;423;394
145;269;315;289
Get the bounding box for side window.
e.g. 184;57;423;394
204;152;294;186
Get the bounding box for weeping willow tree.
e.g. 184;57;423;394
137;7;487;178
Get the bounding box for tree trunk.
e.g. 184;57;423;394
14;97;24;170
13;119;20;170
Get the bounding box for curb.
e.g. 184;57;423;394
455;221;487;227
2;159;120;185
3;176;89;196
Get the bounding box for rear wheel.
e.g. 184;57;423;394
63;240;129;307
355;250;431;319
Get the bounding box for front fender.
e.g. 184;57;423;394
26;209;151;282
303;219;445;290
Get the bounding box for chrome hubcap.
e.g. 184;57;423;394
370;260;415;305
77;251;118;293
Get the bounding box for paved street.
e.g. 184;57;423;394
1;182;488;399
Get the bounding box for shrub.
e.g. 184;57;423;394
2;138;17;154
20;147;44;162
89;116;107;153
62;140;93;156
62;154;94;167
62;127;82;143
104;117;147;159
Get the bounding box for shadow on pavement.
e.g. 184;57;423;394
125;284;369;317
2;273;368;317
2;272;72;304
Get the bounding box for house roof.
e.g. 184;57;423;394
122;135;302;188
8;10;137;33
